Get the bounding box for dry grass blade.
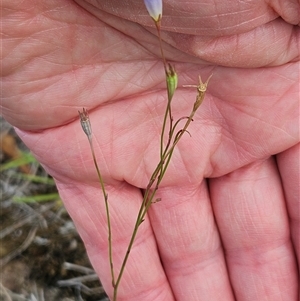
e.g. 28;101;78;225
0;226;38;266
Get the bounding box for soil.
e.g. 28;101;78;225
0;117;108;301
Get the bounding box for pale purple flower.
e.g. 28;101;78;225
144;0;163;22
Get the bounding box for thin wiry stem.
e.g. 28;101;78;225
155;20;177;169
89;138;115;287
113;147;167;300
78;109;115;289
154;19;167;73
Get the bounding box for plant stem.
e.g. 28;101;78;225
88;137;115;289
155;21;167;73
112;154;166;300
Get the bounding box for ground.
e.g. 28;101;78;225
0;117;108;301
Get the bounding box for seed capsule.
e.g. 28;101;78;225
78;108;92;138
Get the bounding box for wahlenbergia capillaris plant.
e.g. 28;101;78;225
79;1;212;300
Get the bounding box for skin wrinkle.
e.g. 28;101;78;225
72;184;134;243
259;22;290;66
178;147;198;184
7;61;164;129
167;20;298;67
227;242;294;273
210;0;265;33
211;105;296;169
123;283;170;301
152;184;220;250
76;135;91;177
214;103;251;160
266;0;300;25
78;1;272;40
83;0;276;35
167;247;222;277
108;96;162;182
31;133;83;181
80;197;103;246
242;189;261;236
220;160;288;237
109;62;152;97
6;54;70;87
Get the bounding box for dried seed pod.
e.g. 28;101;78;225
78;108;92;139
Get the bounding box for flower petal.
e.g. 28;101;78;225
144;0;163;22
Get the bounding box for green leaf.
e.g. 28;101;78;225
0;152;37;172
13;173;56;185
13;193;60;203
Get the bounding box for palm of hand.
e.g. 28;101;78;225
2;1;299;300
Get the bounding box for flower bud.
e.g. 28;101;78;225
144;0;163;22
166;64;178;100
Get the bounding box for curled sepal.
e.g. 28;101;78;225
78;108;92;139
184;74;213;111
144;0;163;22
166;64;178;101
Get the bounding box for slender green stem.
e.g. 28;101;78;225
113;153;168;300
160;95;172;161
157;105;200;186
156;21;173;164
78;108;116;292
155;21;167;72
158;116;188;180
113;182;151;300
113;113;194;301
88;138;115;289
156;21;176;181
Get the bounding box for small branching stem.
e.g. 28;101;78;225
79;10;212;300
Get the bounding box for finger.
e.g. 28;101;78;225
210;158;298;301
148;181;235;301
276;143;300;270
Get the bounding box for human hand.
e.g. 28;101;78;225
1;0;299;300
